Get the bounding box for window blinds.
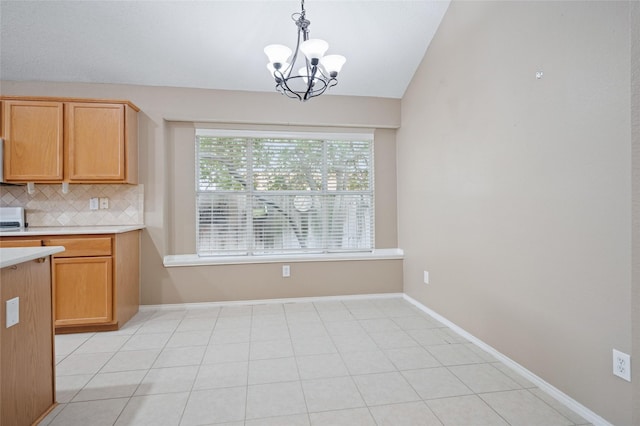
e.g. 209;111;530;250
196;133;374;256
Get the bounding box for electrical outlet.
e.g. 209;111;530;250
282;265;290;278
99;197;109;209
89;197;99;210
423;271;429;284
613;349;631;382
6;297;19;328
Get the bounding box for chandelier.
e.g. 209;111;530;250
264;0;346;101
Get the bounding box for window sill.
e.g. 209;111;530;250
163;248;404;267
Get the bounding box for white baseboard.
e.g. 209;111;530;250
139;292;404;312
402;294;612;426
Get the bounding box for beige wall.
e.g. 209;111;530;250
631;1;640;424
0;81;403;304
397;1;633;424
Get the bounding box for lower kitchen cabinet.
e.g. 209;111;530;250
1;255;56;426
0;230;140;333
53;256;113;326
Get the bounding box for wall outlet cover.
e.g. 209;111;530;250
613;349;631;382
6;297;19;328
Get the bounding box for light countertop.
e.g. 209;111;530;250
0;246;66;268
0;225;145;237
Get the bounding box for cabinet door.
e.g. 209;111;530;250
53;256;113;326
66;102;125;181
2;100;63;181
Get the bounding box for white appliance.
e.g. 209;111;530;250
0;207;27;230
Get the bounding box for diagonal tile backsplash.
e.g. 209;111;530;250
0;184;144;226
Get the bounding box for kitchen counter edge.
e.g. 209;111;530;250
0;246;66;268
0;225;145;237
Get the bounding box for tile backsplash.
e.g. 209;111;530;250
0;184;144;227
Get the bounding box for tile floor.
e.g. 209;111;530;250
41;297;592;426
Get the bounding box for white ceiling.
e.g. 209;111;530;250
0;1;450;99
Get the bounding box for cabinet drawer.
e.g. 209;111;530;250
0;239;43;248
43;237;112;257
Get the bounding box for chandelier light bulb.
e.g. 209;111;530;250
300;39;329;65
264;44;292;67
267;62;290;74
320;55;346;78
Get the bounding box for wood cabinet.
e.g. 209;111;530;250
0;230;140;333
1;100;63;181
1;255;56;426
0;96;138;184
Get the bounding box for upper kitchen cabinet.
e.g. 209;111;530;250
1;100;64;181
0;96;139;184
66;102;138;182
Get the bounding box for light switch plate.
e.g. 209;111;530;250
89;197;99;210
99;197;109;209
6;297;19;328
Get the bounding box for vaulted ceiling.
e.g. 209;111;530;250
0;1;450;99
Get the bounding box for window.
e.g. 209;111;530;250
196;130;374;256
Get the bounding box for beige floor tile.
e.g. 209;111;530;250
152;346;205;368
323;320;366;337
491;362;537;388
72;370;146;401
55;333;95;356
465;343;498;362
251;325;291;341
120;333;171;351
55;374;93;403
249;357;300;384
149;310;187;321
449;363;522;393
210;327;251;344
317;309;355;322
353;372;420;406
529;388;590;425
246;381;307;419
250;338;294;360
181;387;247;425
480;389;574;426
286;311;323;324
50;398;128;426
296;353;349;380
370;401;443;426
292;335;337;356
384;346;441;370
183;307;221;319
302;376;365;412
245;413;310;426
165;330;211;348
56;352;114;376
101;349;160;373
202;342;250;364
284;302;316;313
368;330;419;349
136;319;181;334
288;322;328;339
309;407;376;425
426;343;486;366
38;402;66;426
331;333;378;353
193;361;249;390
407;328;449;346
359;318;401;333
175;318;216;333
215;315;252;329
427;394;509;425
252;303;284;315
135;365;199;395
341;350;396;375
391;315;443;331
74;334;131;354
114;392;189;426
252;313;287;327
402;367;473;400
